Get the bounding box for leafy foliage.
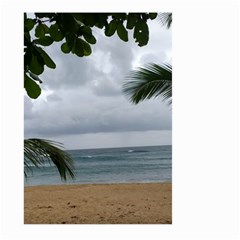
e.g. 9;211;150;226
123;63;172;105
24;13;158;99
123;14;172;106
158;13;172;29
24;138;75;180
24;74;41;99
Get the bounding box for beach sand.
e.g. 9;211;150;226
24;183;172;224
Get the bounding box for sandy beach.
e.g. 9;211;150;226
24;183;172;224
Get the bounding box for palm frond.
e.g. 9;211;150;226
24;138;75;181
123;63;172;105
158;13;172;29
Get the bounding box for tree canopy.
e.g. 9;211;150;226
24;13;158;99
123;14;172;106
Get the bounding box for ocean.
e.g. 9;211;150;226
24;145;172;186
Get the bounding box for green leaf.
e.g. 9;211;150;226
34;36;53;46
148;13;158;19
24;32;31;46
105;19;118;37
35;13;51;18
95;14;108;29
83;33;96;44
81;39;92;56
65;33;76;49
24;74;41;99
126;13;137;29
82;14;96;27
72;38;84;57
24;18;36;32
49;23;64;41
49;23;58;33
24;49;32;67
42;24;49;33
60;14;79;33
28;53;44;75
61;42;71;53
72;13;84;22
72;38;91;57
24;138;75;180
35;24;47;38
112;13;127;20
133;20;149;46
82;26;96;44
117;22;128;42
123;63;172;105
35;46;56;69
141;13;149;21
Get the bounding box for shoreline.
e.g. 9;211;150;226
24;180;172;188
25;182;172;224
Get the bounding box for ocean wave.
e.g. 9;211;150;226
127;150;149;153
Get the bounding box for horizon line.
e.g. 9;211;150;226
66;144;172;151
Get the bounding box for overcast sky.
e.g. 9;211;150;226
24;15;172;149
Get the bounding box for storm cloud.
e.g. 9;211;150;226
24;17;172;149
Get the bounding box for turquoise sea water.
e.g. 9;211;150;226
24;145;172;186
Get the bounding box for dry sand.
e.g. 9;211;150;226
24;183;172;224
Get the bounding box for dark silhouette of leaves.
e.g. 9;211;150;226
24;139;75;181
123;63;172;105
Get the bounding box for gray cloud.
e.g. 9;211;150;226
40;48;93;90
46;93;62;102
25;91;171;138
24;18;172;148
24;96;34;120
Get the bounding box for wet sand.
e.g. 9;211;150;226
24;183;172;224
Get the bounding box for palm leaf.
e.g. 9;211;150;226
24;138;75;180
158;13;172;29
123;63;172;105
